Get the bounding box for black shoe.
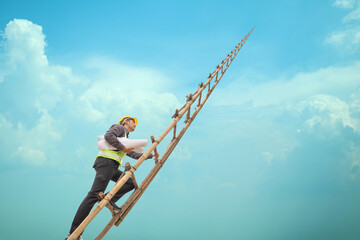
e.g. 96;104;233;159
109;201;121;211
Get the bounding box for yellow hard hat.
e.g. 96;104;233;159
119;116;138;126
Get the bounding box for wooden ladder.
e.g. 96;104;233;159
68;27;254;240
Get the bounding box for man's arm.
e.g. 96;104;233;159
127;151;153;160
104;124;134;153
104;124;126;150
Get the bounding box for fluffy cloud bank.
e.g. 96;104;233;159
0;19;179;167
75;58;179;128
215;61;360;133
211;61;359;179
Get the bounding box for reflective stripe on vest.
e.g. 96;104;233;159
96;129;127;168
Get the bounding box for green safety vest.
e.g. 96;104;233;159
97;130;127;168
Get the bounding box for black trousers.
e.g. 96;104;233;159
69;157;135;234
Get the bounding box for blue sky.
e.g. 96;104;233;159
0;0;360;239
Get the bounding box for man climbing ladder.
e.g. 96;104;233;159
66;116;156;240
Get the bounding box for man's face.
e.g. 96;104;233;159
126;119;136;132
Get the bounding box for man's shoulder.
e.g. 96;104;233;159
109;123;123;129
107;124;126;134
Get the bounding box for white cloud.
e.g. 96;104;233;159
14;146;47;166
3;19;48;69
333;0;356;9
0;19;80;166
299;94;360;134
326;0;360;52
325;27;360;52
74;58;180;129
342;2;360;22
0;19;84;113
0;111;61;166
324;31;346;45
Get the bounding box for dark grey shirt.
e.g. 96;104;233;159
104;124;152;160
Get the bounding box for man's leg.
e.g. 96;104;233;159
110;169;135;203
69;163;116;234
